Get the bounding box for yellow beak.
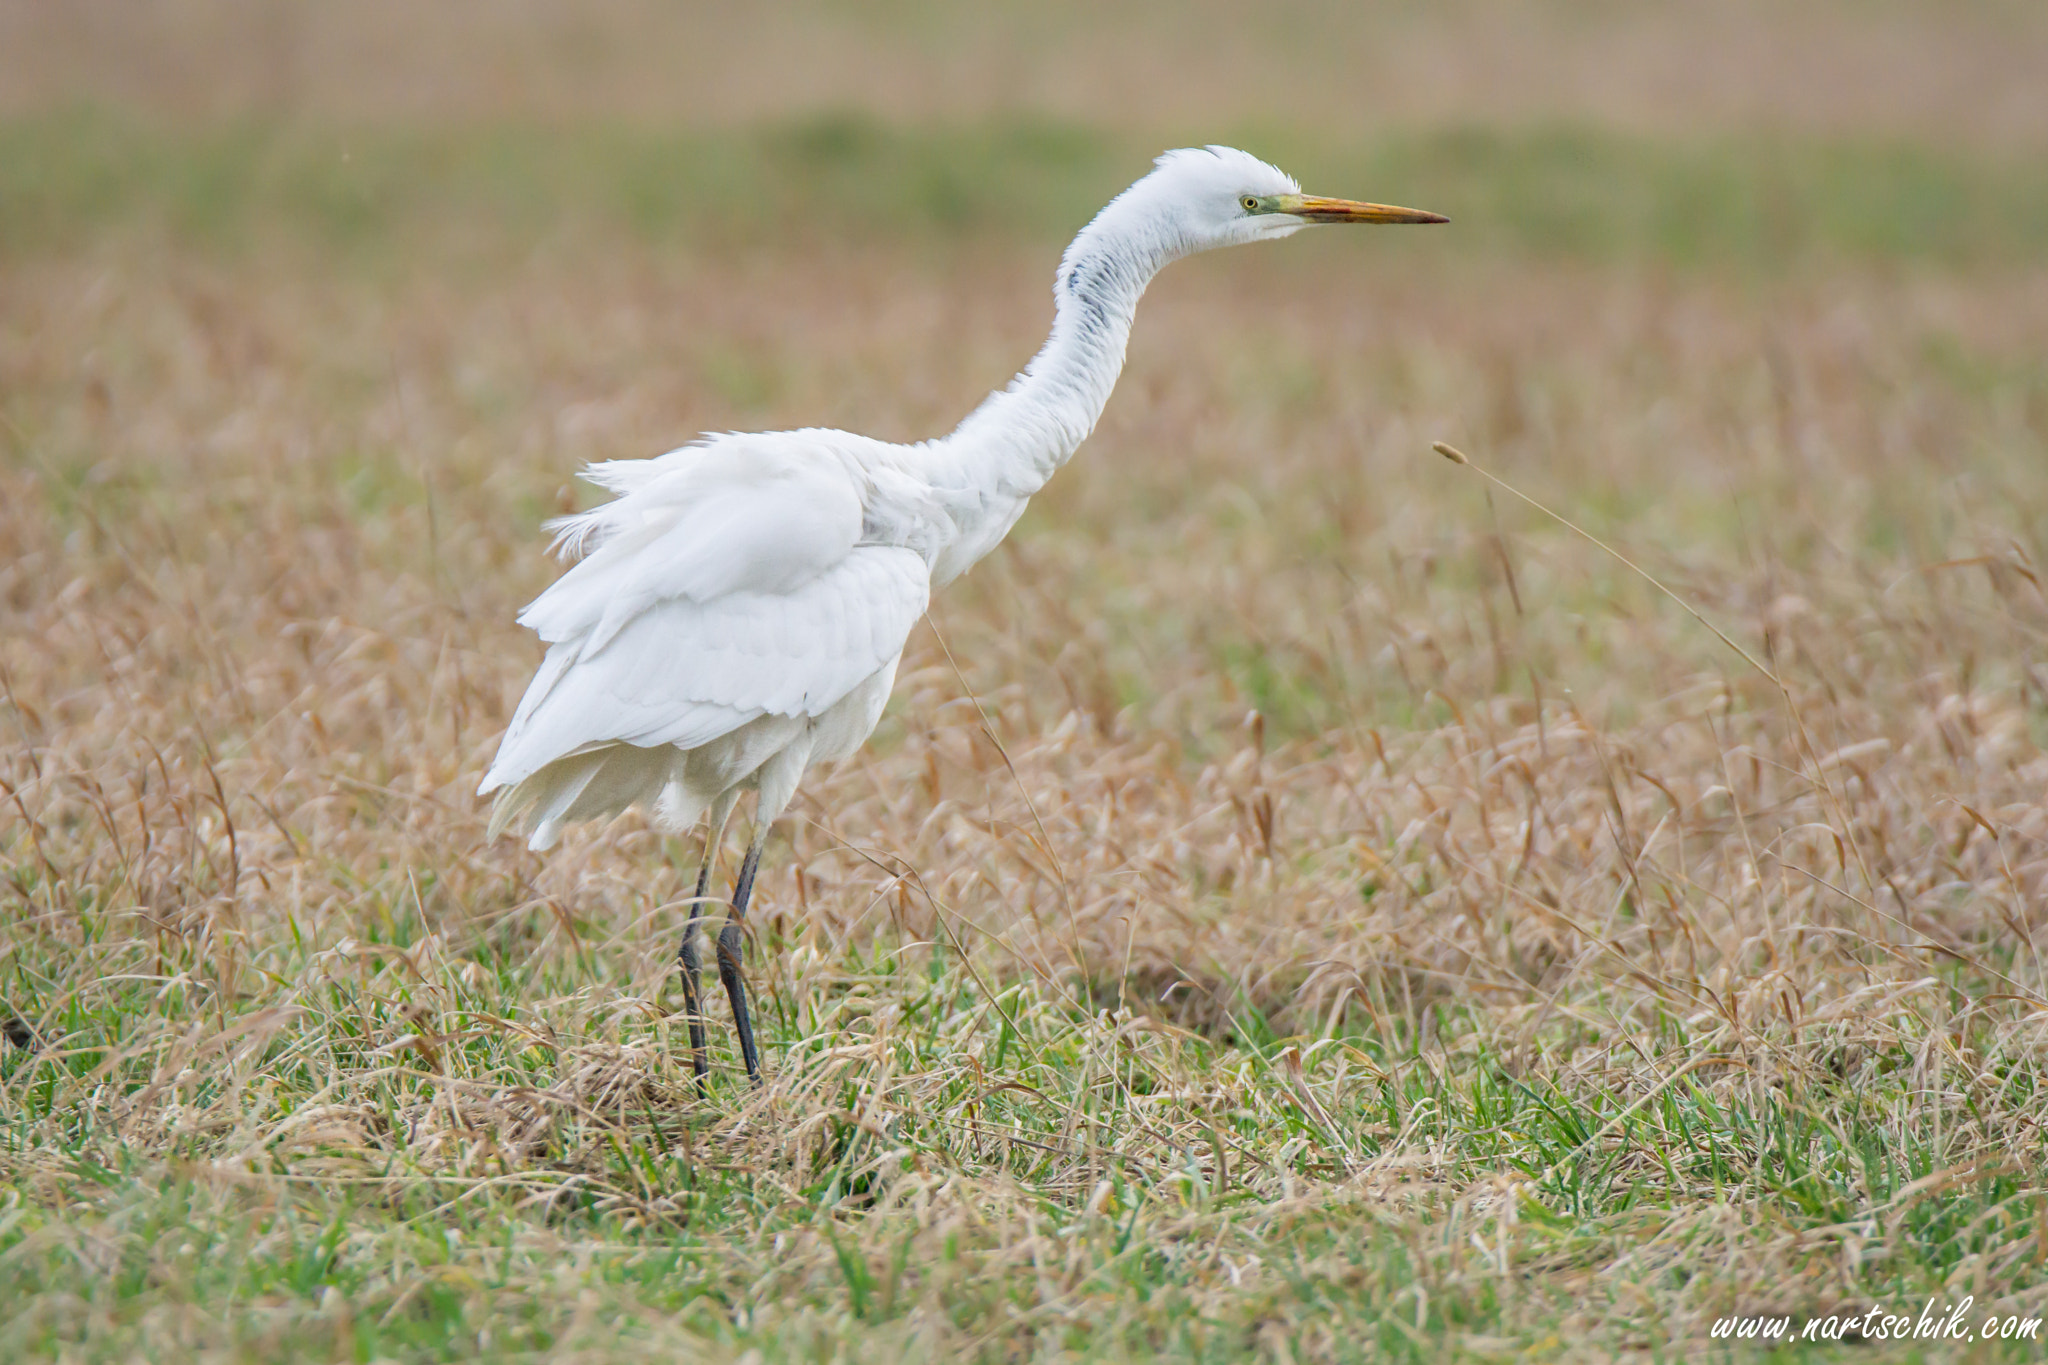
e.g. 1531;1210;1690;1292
1275;194;1448;225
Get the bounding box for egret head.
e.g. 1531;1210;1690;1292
1090;146;1446;262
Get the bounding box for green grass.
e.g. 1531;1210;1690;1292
6;109;2048;269
7;931;2045;1363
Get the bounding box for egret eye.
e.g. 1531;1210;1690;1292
1240;195;1260;213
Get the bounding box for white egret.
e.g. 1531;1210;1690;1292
480;146;1444;1084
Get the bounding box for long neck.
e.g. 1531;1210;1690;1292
933;226;1170;503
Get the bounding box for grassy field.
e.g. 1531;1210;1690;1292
5;11;2048;1360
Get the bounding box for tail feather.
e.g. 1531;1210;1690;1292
486;749;608;850
486;743;685;851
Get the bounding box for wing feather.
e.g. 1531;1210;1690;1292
481;545;927;794
519;434;866;656
482;429;933;815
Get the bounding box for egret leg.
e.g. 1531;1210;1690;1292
718;837;764;1085
676;861;713;1092
676;792;736;1093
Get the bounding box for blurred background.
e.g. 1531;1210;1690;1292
4;0;2046;969
7;0;2048;140
4;0;2047;932
5;0;2047;268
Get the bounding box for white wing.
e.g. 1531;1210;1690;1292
480;432;929;796
519;432;867;653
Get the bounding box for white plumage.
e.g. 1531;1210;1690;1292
482;432;930;849
476;146;1443;1083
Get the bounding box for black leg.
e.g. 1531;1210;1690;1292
677;862;712;1092
718;841;763;1085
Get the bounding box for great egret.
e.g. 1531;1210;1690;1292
480;146;1444;1084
